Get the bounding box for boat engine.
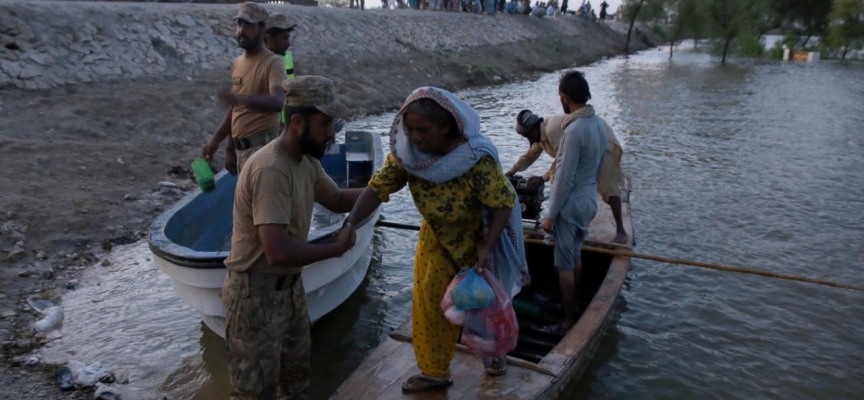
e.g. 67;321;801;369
507;175;545;221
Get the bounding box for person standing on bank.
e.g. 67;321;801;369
202;2;287;175
264;14;297;82
264;13;298;129
599;0;609;22
505;108;628;245
541;71;607;330
344;87;529;392
223;75;359;400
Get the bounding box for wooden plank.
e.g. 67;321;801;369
331;338;418;400
462;362;552;400
393;319;557;379
439;351;487;399
359;343;421;400
391;317;413;342
453;344;556;378
370;348;488;400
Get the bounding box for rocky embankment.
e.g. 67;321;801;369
0;1;659;397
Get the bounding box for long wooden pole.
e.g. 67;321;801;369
375;220;633;250
375;220;864;292
523;238;864;292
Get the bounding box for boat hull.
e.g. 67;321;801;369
153;208;379;338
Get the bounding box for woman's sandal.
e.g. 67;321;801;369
484;357;508;377
401;374;454;393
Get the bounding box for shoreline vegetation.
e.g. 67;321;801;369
619;0;864;63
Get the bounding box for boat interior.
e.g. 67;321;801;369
157;131;379;255
506;235;614;363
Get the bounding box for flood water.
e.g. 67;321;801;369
42;47;864;399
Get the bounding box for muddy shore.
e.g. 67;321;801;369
0;1;660;397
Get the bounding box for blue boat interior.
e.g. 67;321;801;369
158;132;378;255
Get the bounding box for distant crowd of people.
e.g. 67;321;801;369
363;0;618;21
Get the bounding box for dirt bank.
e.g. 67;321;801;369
0;1;660;396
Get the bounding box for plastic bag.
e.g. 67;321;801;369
460;269;519;359
450;268;495;311
440;270;468;325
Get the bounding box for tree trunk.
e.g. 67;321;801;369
802;35;812;47
624;0;646;54
670;41;674;58
843;43;849;60
721;37;732;64
694;38;699;48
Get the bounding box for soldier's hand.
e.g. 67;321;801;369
225;148;238;176
504;171;515;178
217;90;239;107
336;222;355;254
202;140;219;162
526;176;545;189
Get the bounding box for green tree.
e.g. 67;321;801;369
771;0;834;45
623;0;669;53
827;0;864;59
666;0;700;58
704;0;772;63
624;0;649;54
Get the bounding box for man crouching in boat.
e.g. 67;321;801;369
542;71;608;329
222;76;361;400
505;107;628;244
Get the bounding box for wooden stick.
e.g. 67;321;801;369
455;344;558;377
376;220;634;250
523;238;864;292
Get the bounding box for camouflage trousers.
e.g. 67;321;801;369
222;270;311;400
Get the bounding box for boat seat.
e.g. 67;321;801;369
344;131;375;187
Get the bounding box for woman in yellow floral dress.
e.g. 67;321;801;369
345;87;529;393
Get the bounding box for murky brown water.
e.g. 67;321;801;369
42;47;864;399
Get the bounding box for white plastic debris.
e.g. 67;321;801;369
32;306;63;333
94;383;123;400
67;360;110;388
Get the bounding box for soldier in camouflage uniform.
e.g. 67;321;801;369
222;76;361;400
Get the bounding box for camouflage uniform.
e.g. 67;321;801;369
223;271;311;400
221;73;351;399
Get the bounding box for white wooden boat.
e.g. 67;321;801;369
148;131;383;337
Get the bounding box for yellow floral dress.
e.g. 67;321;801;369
369;153;516;377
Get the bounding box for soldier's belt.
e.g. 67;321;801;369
233;131;279;151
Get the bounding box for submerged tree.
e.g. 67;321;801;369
704;0;772;63
624;0;649;54
623;0;669;53
827;0;864;58
771;0;834;46
666;0;700;58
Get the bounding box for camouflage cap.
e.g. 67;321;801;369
266;13;297;32
283;76;350;119
233;2;269;25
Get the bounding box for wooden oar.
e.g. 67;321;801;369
523;238;864;292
